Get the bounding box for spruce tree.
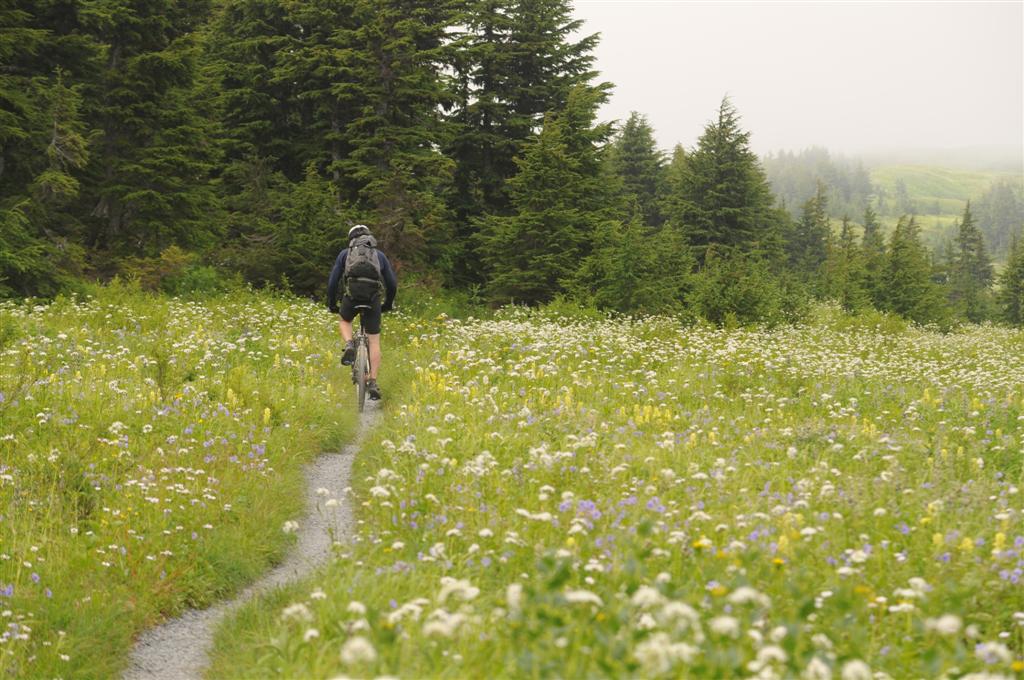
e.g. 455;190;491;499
975;180;1024;258
475;87;614;304
445;0;604;283
608;112;666;228
822;216;868;311
1;5;93;294
949;201;995;322
475;113;576;303
860;205;887;309
571;218;694;314
882;215;944;323
661;144;691;230
206;0;302;181
340;0;456;263
788;182;830;288
76;0;219;256
677;97;776;263
997;233;1024;325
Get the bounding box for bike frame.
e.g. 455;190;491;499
350;305;372;412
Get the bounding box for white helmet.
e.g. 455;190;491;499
348;224;370;239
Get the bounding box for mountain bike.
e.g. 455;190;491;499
350;305;372;413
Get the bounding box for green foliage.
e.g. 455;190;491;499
974;178;1024;258
948;202;995;322
268;167;348;295
390;272;487;319
805;301;909;335
338;1;456;263
673;97;777;263
0;203;50;297
570;219;694;316
762;146;874;221
608;112;666;228
787;182;831;289
821;216;870;312
119;245;232;296
881;216;946;325
445;0;604;285
687;248;807;326
476;87;616;305
860;205;887;308
76;0;221;255
997;233;1024;325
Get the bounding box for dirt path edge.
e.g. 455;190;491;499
124;404;378;680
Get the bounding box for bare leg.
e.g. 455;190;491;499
368;333;381;380
338;317;353;343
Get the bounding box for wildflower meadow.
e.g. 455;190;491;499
0;286;375;677
3;290;1023;679
208;304;1024;679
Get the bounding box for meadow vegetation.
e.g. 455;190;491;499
0;286;373;677
207;302;1024;678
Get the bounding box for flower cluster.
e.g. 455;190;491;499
0;290;371;677
214;307;1024;677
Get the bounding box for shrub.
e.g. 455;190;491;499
687;249;808;326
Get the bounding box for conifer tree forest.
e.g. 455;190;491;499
1;0;1022;325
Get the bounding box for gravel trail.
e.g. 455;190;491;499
124;403;379;680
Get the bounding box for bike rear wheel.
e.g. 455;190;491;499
354;337;369;412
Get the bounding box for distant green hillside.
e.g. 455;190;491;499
869;164;1023;257
871;164;1021;216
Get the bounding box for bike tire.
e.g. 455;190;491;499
354;339;369;413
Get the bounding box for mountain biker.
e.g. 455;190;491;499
327;225;397;401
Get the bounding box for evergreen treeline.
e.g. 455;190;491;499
762;147;874;221
2;0;1022;325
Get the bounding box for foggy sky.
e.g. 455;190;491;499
572;1;1024;162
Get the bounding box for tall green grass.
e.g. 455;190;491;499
207;303;1024;678
0;286;373;677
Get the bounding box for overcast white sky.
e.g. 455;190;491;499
572;1;1024;162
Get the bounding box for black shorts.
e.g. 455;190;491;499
339;296;382;334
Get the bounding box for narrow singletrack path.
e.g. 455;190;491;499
124;403;380;680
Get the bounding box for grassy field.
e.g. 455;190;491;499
871;165;1023;246
0;286;377;677
207;304;1024;678
871;165;1020;214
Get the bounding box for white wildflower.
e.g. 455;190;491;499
437;577;479;603
339;636;377;665
506;583;523;615
709;615;740;639
564;589;603;606
280;602;313;623
975;641;1012;665
926;614;961;636
631;585;666;608
727;586;771;607
634;632;699;675
637;612;657;630
422;608;466;638
802;656;833;680
840;659;871;680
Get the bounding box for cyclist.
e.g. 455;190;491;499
327;225;397;401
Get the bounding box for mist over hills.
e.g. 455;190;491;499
856;145;1024;173
760;145;1024;259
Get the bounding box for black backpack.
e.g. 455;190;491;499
343;234;384;303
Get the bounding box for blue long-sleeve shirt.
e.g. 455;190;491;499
327;248;398;311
